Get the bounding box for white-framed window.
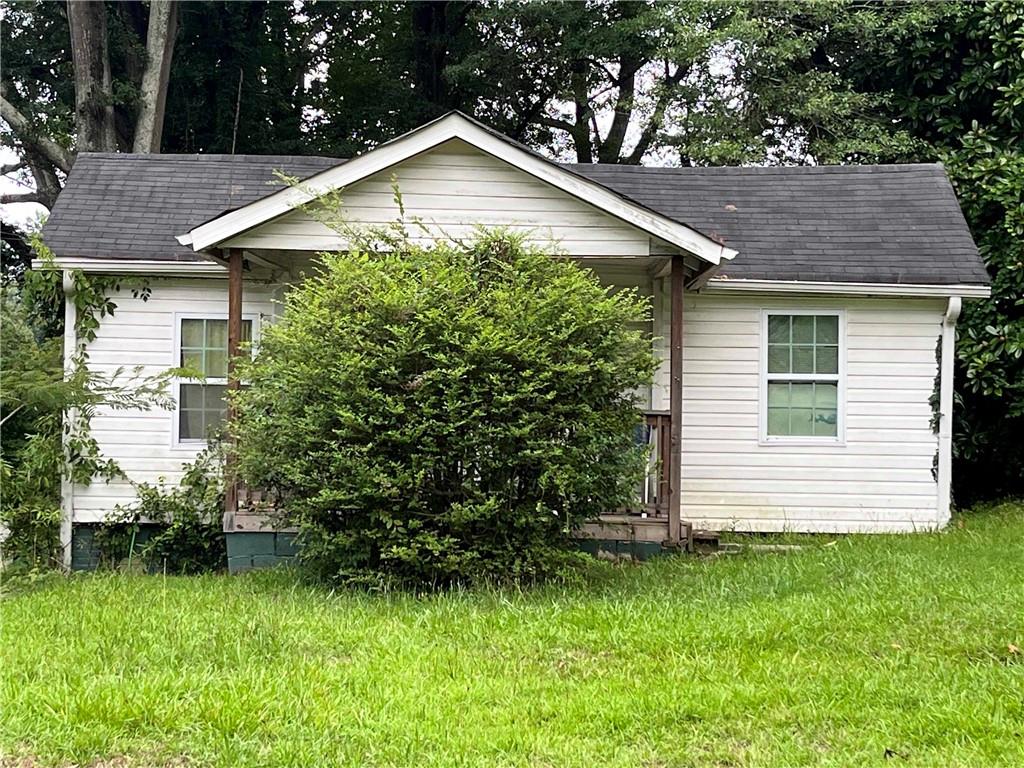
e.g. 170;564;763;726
759;309;845;443
172;314;254;446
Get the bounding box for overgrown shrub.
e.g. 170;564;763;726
96;446;226;574
232;232;656;588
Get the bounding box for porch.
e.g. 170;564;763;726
219;247;705;551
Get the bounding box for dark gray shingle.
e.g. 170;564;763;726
43;153;342;263
570;163;988;285
42;152;988;285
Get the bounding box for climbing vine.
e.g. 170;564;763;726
94;443;227;574
1;242;169;570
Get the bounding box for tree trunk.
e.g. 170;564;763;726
410;1;471;110
570;70;594;164
68;0;117;152
598;56;641;164
133;0;179;153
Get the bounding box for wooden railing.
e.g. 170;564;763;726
228;411;674;530
629;410;671;518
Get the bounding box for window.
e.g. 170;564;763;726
762;311;843;440
177;318;252;442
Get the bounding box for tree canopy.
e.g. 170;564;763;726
2;0;1020;503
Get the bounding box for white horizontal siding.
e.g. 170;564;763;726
74;274;946;535
677;293;944;533
223;139;655;258
72;278;276;523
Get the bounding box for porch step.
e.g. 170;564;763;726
691;528;720;554
578;515;670;544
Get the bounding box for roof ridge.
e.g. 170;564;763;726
75;152;346;162
74;153;941;173
567;162;945;173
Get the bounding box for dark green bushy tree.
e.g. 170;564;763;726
232;233;655;587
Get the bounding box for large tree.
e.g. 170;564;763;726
306;1;748;164
3;0;1020;502
1;0;179;209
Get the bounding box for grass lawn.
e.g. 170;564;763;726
2;503;1023;768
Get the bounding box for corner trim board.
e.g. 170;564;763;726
937;296;961;526
59;271;76;570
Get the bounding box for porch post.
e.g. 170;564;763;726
668;253;684;547
224;247;243;530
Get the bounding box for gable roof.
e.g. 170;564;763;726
571;163;989;286
177;112;737;265
40;134;989;288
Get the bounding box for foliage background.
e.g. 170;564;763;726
3;0;1021;506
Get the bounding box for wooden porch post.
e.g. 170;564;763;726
668;253;684;547
224;247;243;529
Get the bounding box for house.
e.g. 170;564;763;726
39;112;990;571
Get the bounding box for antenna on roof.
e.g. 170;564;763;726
231;67;243;155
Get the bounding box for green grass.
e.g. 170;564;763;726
2;503;1023;768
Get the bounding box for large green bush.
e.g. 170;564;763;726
232;233;656;587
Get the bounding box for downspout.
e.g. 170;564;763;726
60;271;77;570
937;296;961;527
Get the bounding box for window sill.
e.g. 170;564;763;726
758;436;846;448
171;439;208;451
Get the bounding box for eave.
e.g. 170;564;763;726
704;278;991;299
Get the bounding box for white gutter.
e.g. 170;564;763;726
937;296;962;527
60;271;77;571
705;278;990;299
31;258;227;276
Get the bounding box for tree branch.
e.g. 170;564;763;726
509;93;556;140
625;62;689;165
24;148;63;208
1;160;26;175
599;55;643;163
536;115;575;133
0;92;75;173
0;190;47;205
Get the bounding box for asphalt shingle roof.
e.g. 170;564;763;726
42;153;343;264
570;163;988;285
42;152;988;285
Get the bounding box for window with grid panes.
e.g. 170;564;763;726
178;318;251;441
764;313;841;438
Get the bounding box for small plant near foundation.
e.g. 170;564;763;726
96;445;226;574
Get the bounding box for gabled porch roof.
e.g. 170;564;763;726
175;111;738;266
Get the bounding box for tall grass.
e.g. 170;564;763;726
2;502;1022;767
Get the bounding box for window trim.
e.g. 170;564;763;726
758;308;846;446
171;312;260;449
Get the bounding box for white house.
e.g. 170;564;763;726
39;112;990;570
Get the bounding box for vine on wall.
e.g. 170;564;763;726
1;240;170;571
